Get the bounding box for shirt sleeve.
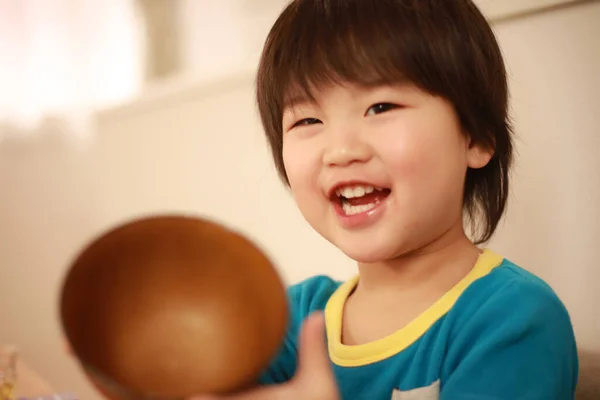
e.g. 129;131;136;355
257;286;300;384
440;278;579;399
258;275;339;385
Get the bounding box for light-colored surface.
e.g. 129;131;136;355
475;0;586;20
14;359;55;398
577;351;600;399
0;1;598;399
0;0;144;132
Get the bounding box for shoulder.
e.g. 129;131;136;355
449;256;577;373
441;256;578;397
449;256;576;343
454;257;573;327
287;275;343;319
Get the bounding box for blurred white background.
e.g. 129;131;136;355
0;0;599;399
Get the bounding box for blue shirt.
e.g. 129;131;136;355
259;249;578;399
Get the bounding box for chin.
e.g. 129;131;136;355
326;225;427;264
335;240;402;264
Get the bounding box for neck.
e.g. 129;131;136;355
355;225;482;296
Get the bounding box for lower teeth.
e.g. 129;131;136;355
342;202;377;215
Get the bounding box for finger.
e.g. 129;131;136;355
294;311;337;392
190;312;337;400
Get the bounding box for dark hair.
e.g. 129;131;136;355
255;0;513;244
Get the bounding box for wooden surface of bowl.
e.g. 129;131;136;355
60;215;288;399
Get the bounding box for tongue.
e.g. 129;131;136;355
346;191;389;206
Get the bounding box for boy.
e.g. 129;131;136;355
193;0;578;398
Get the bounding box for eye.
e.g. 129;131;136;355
366;103;399;116
292;118;321;128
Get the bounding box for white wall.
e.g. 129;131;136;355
1;1;598;399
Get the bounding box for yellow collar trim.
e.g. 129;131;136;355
324;248;504;367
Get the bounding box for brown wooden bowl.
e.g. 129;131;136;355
59;215;288;400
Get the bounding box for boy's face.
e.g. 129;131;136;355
281;82;492;263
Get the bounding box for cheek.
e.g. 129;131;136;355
378;118;468;195
378;129;443;179
282;139;321;199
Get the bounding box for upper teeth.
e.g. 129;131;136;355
336;185;380;199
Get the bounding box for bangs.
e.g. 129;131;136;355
271;0;433;108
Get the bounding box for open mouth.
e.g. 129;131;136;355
331;184;391;216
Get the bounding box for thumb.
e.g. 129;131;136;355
293;312;337;389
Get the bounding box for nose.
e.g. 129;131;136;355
322;127;372;167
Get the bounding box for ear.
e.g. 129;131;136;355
466;140;494;169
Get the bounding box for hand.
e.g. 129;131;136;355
190;312;340;400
